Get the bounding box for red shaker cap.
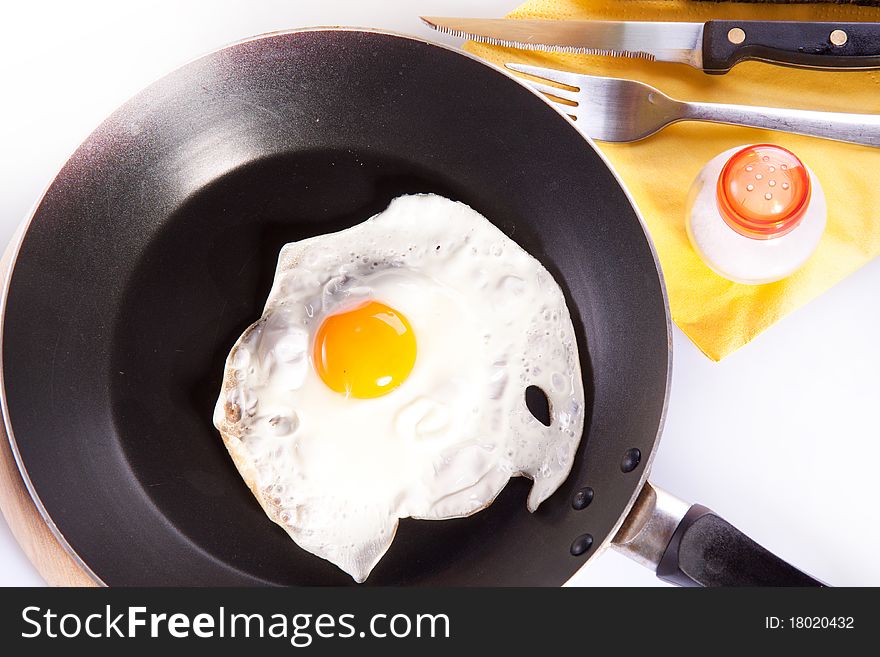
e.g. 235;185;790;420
716;144;811;239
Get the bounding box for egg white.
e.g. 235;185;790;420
214;194;585;582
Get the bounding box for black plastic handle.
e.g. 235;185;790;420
702;20;880;73
657;505;825;587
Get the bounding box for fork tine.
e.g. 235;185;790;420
523;80;579;105
506;63;583;89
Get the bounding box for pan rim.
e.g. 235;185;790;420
0;25;672;587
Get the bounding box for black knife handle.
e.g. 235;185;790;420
702;20;880;73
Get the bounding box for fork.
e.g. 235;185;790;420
507;63;880;148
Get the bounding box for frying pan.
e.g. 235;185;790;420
0;28;822;586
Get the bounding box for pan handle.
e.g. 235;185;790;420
612;481;824;586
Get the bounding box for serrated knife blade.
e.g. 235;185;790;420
421;17;706;69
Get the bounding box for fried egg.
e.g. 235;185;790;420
213;194;585;582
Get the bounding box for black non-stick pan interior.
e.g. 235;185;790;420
2;29;670;585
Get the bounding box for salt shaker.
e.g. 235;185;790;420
686;144;826;285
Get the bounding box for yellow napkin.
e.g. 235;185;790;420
464;1;880;360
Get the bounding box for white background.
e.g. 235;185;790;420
1;0;877;587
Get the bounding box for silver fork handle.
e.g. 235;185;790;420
681;101;880;148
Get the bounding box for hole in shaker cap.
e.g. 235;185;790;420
716;144;811;239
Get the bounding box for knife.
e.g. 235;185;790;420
421;16;880;74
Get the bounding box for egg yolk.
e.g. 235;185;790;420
312;300;417;399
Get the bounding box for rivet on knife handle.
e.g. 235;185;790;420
702;20;880;74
